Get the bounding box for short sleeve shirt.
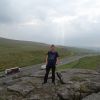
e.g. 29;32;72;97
47;51;59;66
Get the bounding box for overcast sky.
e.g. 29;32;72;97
0;0;100;48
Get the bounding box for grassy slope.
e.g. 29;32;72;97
57;55;100;71
0;37;96;71
0;37;77;71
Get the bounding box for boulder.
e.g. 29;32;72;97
57;88;70;100
82;92;100;100
7;82;35;97
0;87;3;95
28;94;40;100
2;78;22;86
83;81;100;93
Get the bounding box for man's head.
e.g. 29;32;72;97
50;44;55;52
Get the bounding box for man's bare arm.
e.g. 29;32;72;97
56;57;60;65
45;55;48;65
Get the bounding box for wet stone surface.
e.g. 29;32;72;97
0;69;100;100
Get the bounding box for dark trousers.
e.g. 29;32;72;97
44;65;56;83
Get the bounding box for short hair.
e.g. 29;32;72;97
50;44;55;47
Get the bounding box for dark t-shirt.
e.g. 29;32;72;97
47;51;59;66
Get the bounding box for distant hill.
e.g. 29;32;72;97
0;37;95;71
0;37;48;49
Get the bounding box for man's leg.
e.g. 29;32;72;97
43;66;51;83
52;66;56;83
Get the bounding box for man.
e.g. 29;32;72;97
43;44;60;84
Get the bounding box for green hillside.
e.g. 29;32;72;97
0;37;76;71
0;37;96;71
58;55;100;71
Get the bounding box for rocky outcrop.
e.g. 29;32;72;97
7;82;35;97
0;68;100;100
82;92;100;100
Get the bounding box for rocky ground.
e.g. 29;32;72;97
0;68;100;100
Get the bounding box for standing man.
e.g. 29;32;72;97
43;44;60;84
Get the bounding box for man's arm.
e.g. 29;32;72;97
56;57;60;65
56;52;60;65
45;55;48;65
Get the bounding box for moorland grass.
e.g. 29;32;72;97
57;55;100;71
0;38;74;71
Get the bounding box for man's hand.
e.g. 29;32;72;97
56;57;60;65
45;62;47;65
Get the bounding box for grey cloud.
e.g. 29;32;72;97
0;0;100;48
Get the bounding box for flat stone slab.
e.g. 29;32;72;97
82;92;100;100
7;82;35;97
0;87;4;95
28;95;40;100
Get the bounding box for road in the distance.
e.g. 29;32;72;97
0;54;99;80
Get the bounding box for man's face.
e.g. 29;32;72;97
50;46;55;51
